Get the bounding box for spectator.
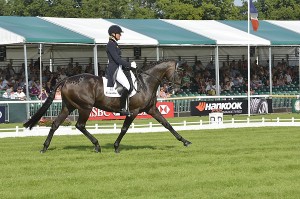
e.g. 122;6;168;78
285;71;292;84
2;88;12;98
38;88;49;100
6;63;16;78
181;71;191;87
29;84;40;98
55;87;62;100
1;76;10;90
158;87;171;98
45;81;53;94
14;86;26;100
205;79;216;95
206;61;214;70
224;81;232;92
194;60;205;72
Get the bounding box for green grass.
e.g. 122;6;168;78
1;126;300;198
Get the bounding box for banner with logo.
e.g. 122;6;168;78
89;102;174;120
191;99;272;116
0;106;6;123
292;99;300;113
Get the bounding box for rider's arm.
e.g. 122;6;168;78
107;41;131;69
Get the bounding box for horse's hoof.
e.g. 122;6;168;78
114;148;120;154
40;149;46;154
183;140;192;147
94;145;101;153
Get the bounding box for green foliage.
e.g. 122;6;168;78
0;127;300;198
0;0;299;20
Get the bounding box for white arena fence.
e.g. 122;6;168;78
0;94;299;123
0;117;300;138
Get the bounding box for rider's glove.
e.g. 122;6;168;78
131;61;137;69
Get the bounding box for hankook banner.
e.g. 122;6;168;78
191;99;273;116
89;102;174;120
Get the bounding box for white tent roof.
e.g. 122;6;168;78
162;19;271;45
266;20;300;34
42;17;158;45
0;27;24;45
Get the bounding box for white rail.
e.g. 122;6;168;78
1;117;300;138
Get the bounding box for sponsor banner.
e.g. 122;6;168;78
191;99;273;116
292;99;300;113
0;106;5;123
89;102;174;120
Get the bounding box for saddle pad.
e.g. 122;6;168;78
103;71;137;97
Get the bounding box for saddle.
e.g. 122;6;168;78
102;69;137;97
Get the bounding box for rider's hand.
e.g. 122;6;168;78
131;61;137;69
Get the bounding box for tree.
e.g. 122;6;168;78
1;0;300;20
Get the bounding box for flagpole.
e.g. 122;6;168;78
247;0;251;116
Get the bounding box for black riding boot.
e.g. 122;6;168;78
119;89;131;116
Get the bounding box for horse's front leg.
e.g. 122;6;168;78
114;112;137;153
148;107;192;147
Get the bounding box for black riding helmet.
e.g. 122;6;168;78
108;25;123;36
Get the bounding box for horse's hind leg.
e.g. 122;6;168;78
114;113;137;153
76;109;100;153
41;106;71;153
148;107;192;147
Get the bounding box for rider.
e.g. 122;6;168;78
105;25;136;116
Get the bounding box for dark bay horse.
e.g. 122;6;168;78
24;59;192;153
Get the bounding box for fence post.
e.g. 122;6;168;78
114;123;117;133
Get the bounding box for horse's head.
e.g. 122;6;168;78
164;60;185;86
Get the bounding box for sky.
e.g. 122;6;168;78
234;0;243;6
234;0;258;6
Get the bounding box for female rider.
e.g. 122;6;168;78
105;25;136;116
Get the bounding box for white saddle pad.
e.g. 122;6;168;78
103;71;137;97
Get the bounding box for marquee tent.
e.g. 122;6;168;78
0;16;94;44
1;16;300;117
1;16;300;46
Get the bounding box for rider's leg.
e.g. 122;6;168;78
116;68;131;116
119;88;130;116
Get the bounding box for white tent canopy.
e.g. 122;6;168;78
42;17;158;45
266;20;300;35
0;27;24;45
162;19;271;45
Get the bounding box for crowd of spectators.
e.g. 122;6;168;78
158;58;299;98
0;60;95;100
0;57;299;100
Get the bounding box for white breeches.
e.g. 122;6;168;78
116;66;130;90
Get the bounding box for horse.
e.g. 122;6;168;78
24;59;192;153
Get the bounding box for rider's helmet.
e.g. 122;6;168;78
108;25;123;36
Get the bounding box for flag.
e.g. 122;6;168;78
250;0;259;31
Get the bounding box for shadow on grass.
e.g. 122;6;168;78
62;143;177;152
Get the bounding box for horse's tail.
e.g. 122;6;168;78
23;79;66;130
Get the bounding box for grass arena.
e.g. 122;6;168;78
0;114;300;198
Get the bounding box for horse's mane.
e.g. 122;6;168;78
140;59;175;71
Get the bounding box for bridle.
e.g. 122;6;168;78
137;61;182;86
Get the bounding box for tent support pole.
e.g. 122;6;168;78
298;47;300;91
39;43;43;95
247;0;251;117
215;46;220;95
156;46;160;61
23;44;30;119
269;47;272;94
93;44;98;76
